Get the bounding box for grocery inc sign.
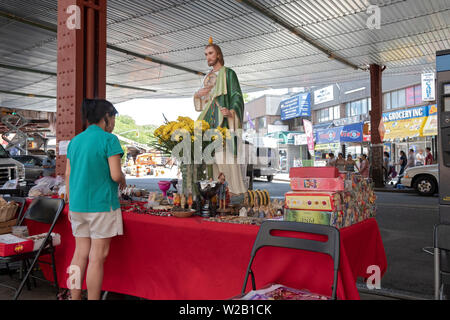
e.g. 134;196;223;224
382;106;428;122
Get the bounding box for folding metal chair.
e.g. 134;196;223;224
434;223;450;300
241;220;340;300
0;197;65;300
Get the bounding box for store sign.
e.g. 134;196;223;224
268;124;289;134
422;73;436;102
422;105;438;137
340;123;363;143
303;119;315;157
294;134;308;146
315;127;341;144
315;123;364;144
314;85;334;105
280;93;311;120
382;106;430;141
382;106;428;122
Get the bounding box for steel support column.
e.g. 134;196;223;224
56;0;107;176
369;64;384;188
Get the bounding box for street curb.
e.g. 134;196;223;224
373;188;416;194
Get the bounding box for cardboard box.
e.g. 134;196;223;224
0;234;34;257
0;219;17;235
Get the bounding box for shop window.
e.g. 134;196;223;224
362;99;368;114
334;105;340;119
406;86;415;106
391;90;398;109
258;117;266;129
398;89;406;108
384;93;391;110
414;85;422;105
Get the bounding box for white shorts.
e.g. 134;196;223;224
69;208;124;239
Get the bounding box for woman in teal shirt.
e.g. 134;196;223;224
65;99;126;300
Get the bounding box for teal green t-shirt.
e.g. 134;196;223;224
67;125;124;213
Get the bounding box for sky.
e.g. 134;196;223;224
115;88;290;126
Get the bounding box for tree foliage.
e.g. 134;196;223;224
113;115;157;146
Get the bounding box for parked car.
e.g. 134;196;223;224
401;164;439;196
0;145;26;188
12;155;46;183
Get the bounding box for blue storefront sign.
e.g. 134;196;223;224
382;106;429;122
315;127;342;144
315;123;364;144
280;93;311;120
340;123;363;143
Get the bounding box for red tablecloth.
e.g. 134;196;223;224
25;200;387;300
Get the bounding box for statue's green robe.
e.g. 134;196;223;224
197;67;244;130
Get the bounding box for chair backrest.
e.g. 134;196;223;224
20;197;65;226
1;196;26;224
247;220;340;299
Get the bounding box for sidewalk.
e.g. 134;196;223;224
273;173;416;194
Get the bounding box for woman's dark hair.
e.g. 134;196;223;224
82;99;118;130
400;150;406;156
384;152;390;158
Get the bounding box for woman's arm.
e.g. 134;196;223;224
108;155;126;189
65;159;70;203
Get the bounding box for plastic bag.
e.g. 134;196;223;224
28;185;52;197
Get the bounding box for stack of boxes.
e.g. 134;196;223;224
284;167;377;229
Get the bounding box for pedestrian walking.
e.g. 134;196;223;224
415;149;425;166
383;152;390;182
398;150;407;176
425;147;434;165
345;154;357;172
65;99;126;300
327;153;336;167
359;154;370;178
406;149;416;170
335;153;346;172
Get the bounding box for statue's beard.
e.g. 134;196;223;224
208;58;219;67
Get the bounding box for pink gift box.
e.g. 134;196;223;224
290;177;345;192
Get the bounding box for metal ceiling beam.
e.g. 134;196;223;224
0;63;157;93
0;90;55;99
0;10;205;77
236;0;362;71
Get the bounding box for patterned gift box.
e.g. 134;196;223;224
290;177;345;192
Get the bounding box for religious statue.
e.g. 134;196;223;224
194;37;247;197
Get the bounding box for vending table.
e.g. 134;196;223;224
25;200;387;300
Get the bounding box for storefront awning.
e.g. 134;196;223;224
422;105;438;137
382;105;436;141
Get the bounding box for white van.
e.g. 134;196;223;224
252;147;280;182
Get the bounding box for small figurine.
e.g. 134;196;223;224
181;194;186;209
187;193;193;210
217;173;231;214
173;193;180;207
